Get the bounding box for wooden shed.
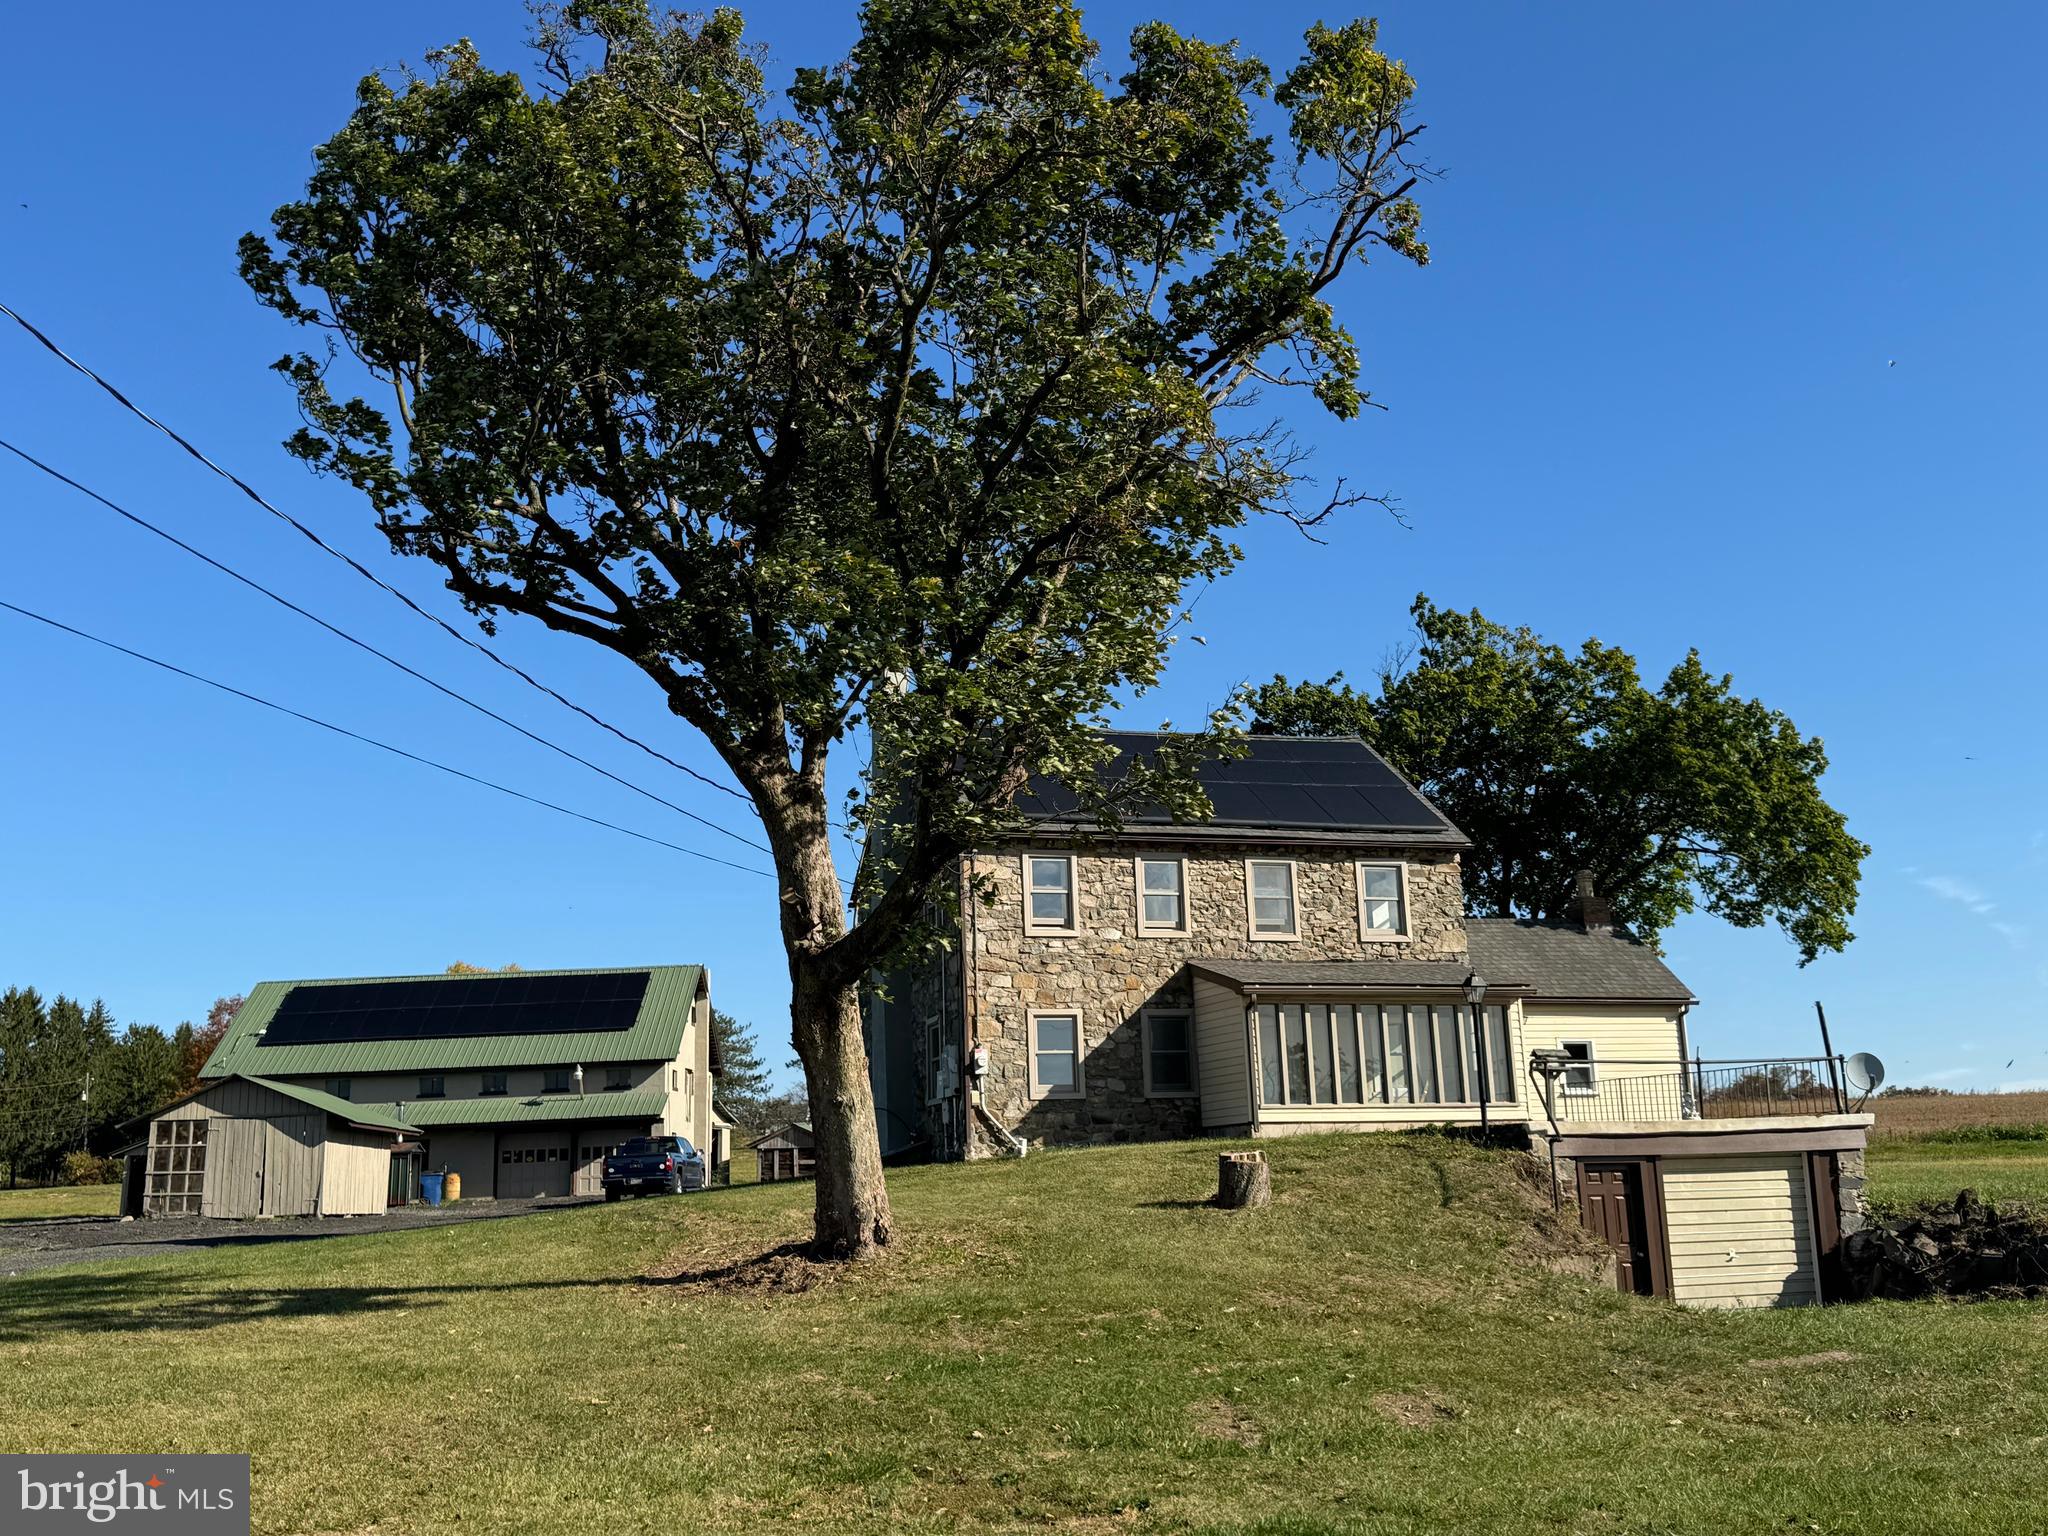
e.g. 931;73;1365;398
751;1120;816;1183
141;1074;414;1218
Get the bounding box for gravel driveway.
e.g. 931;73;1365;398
0;1196;607;1277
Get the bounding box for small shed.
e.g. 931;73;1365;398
138;1074;414;1218
751;1120;816;1183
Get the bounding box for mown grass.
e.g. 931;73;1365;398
1865;1136;2048;1210
5;1134;2048;1535
0;1185;118;1223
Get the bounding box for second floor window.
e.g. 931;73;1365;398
1358;862;1409;937
605;1067;631;1092
324;1078;351;1101
1136;857;1188;935
1025;854;1077;934
543;1068;574;1094
1247;860;1298;938
480;1072;508;1096
417;1075;445;1099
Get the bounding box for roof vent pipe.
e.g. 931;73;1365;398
1574;871;1614;936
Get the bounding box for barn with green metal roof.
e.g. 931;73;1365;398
141;965;716;1215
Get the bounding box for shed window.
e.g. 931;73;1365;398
1030;1012;1084;1097
324;1078;351;1101
1357;863;1409;937
1136;858;1189;935
1255;1004;1515;1108
605;1067;632;1092
1142;1010;1196;1096
1247;861;1297;938
543;1069;575;1094
417;1075;446;1099
480;1072;508;1096
1025;855;1078;934
1560;1040;1597;1095
145;1119;207;1215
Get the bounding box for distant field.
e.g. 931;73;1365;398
1865;1140;2048;1209
0;1186;119;1224
1870;1091;2048;1139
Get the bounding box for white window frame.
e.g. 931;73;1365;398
1133;855;1192;937
1355;860;1411;941
1559;1039;1598;1096
1141;1008;1198;1097
1022;852;1080;936
1028;1009;1086;1099
1244;858;1300;941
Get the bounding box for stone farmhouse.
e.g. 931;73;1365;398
867;733;1870;1307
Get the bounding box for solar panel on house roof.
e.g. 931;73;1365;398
257;971;651;1047
1017;733;1448;834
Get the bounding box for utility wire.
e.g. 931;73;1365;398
0;436;773;860
0;299;753;807
0;599;774;879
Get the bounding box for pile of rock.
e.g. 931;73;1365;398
1838;1190;2048;1301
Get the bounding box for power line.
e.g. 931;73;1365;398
0;436;773;861
0;298;754;808
0;599;774;879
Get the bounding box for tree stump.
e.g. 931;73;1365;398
1216;1151;1271;1209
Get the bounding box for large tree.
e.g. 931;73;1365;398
242;0;1436;1255
1250;598;1868;962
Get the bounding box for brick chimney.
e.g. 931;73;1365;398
1574;870;1614;936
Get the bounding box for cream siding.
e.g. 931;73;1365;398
1662;1155;1818;1308
1523;1003;1687;1118
1193;977;1254;1130
318;1127;394;1215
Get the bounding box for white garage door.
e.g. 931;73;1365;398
1661;1155;1818;1308
498;1131;574;1199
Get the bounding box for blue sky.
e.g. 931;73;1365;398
2;3;2043;1091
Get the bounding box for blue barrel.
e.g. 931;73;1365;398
419;1172;445;1207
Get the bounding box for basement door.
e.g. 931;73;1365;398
1577;1161;1666;1297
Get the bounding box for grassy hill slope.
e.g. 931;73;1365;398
4;1133;2046;1534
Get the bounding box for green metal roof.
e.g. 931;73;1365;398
363;1090;667;1128
237;1075;417;1135
201;966;705;1080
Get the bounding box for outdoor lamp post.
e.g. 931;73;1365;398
1463;971;1491;1136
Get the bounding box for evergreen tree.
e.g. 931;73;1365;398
709;1009;774;1125
0;987;44;1187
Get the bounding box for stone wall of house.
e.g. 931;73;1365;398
1835;1146;1867;1235
959;844;1467;1150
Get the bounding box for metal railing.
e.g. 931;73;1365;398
1535;1055;1849;1126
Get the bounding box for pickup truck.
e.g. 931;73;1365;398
602;1135;704;1200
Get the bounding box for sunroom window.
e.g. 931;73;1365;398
1256;1003;1514;1108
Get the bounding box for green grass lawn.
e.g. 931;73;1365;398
1865;1136;2048;1209
5;1134;2048;1535
0;1185;118;1223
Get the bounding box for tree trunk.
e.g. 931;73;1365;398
790;978;892;1258
1216;1151;1270;1209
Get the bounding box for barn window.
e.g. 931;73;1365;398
481;1072;508;1096
145;1119;207;1215
417;1075;446;1098
324;1078;352;1101
543;1069;574;1094
605;1067;631;1092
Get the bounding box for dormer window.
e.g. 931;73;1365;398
1357;862;1410;939
1024;854;1078;935
1246;860;1298;940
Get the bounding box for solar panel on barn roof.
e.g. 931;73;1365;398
258;970;651;1046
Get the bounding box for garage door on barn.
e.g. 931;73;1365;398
498;1130;574;1199
1661;1155;1818;1308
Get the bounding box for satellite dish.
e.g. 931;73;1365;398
1843;1052;1885;1096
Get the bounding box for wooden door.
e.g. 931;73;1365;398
1578;1161;1659;1296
